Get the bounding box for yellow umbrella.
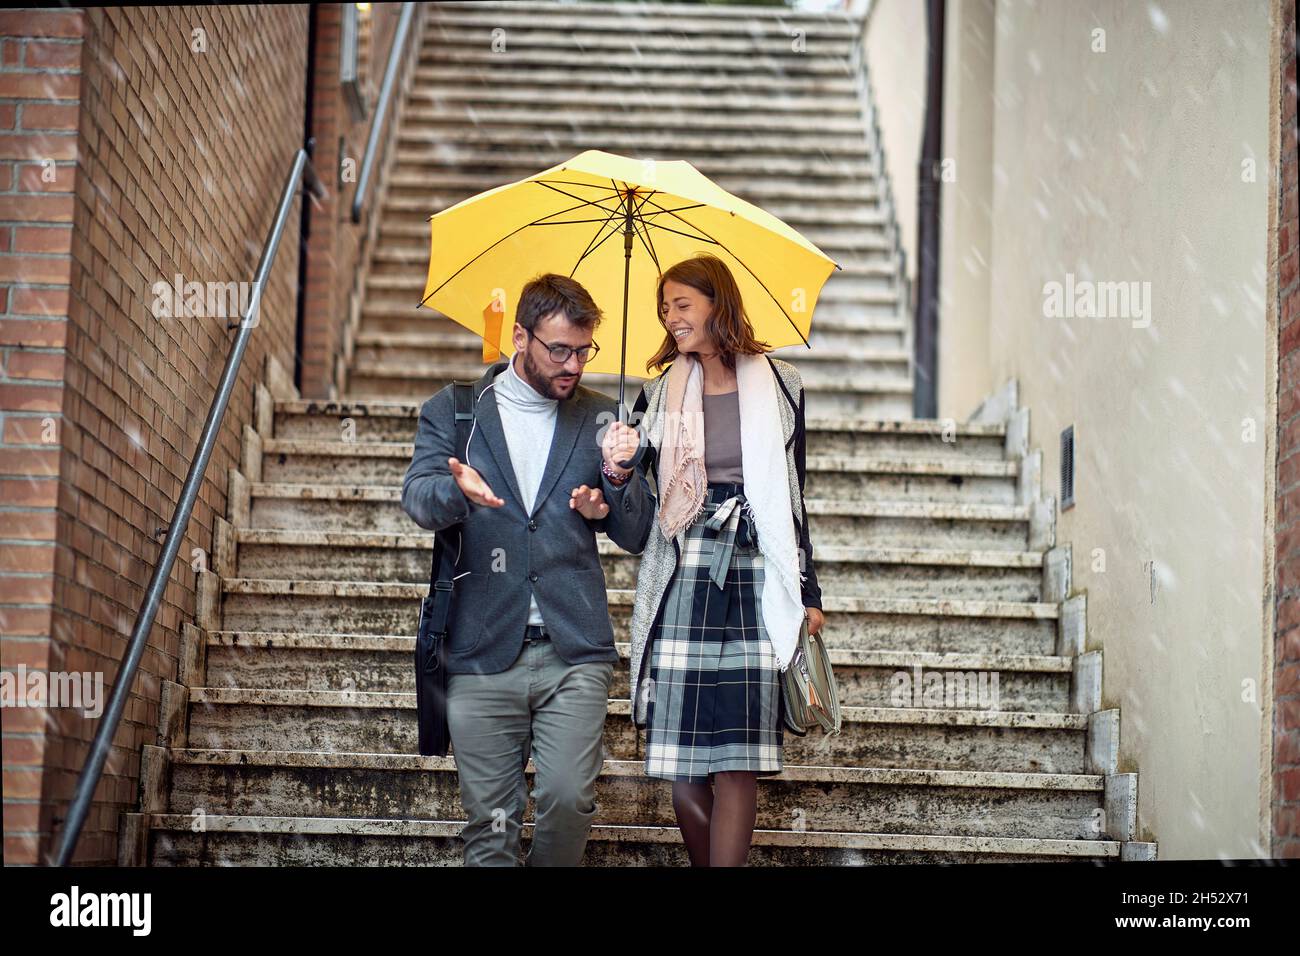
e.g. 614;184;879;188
420;148;840;414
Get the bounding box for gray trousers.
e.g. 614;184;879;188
446;634;614;866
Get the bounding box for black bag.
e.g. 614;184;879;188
414;380;475;757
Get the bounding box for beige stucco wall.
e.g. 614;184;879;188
862;0;926;291
937;0;996;419
937;0;1272;858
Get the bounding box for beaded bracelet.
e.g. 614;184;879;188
601;459;631;485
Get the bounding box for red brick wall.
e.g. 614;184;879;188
0;6;83;867
1275;0;1299;859
1;4;309;864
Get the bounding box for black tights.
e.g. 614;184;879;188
671;771;758;866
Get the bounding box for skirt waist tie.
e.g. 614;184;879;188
702;490;757;590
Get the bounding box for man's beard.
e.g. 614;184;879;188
520;348;579;400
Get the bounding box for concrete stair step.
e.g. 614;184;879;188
219;581;1060;655
228;528;1044;601
412;46;856;76
399;104;867;135
394;125;872;158
429;0;861;28
391;149;877;181
421;31;855;61
255;438;1017;502
205;629;1072;712
247;484;1029;550
404;85;864;117
412;66;861;98
183;688;1088;773
137;812;1117;865
273;399;994;445
273;399;421;442
427;5;862;39
160;750;1103;840
769;345;909;381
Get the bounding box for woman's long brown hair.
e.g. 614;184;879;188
646;253;771;373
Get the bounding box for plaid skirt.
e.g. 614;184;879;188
644;481;784;782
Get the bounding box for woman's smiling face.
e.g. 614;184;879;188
660;279;714;354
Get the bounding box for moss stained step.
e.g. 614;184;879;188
160;750;1105;840
184;689;1089;774
138;812;1121;865
218;581;1061;655
204;629;1073;711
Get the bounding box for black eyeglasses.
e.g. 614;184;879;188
526;329;600;364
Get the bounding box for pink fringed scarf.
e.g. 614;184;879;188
655;353;708;540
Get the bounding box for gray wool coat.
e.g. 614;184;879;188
401;359;655;674
626;356;822;729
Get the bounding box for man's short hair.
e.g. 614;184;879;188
516;274;603;332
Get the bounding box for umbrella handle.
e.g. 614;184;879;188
614;424;647;471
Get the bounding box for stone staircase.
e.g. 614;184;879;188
120;0;1155;865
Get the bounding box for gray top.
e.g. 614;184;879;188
702;389;743;483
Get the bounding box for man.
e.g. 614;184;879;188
401;273;651;866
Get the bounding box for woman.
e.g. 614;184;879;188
627;252;825;866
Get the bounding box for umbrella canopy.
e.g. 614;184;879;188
420;148;839;397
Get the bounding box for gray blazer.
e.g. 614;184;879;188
401;359;654;674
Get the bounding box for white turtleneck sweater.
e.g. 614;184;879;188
493;356;558;626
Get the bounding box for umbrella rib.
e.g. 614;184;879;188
570;193;633;274
627;191;663;275
568;180;662;275
532;178;723;245
532;178;625;192
420;196;623;305
532;180;626;216
634;192;812;348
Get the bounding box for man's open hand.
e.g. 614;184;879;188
570;483;609;520
449;457;504;507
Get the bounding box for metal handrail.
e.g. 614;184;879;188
351;1;417;224
52;149;327;866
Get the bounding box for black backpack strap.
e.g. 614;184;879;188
452;379;474;458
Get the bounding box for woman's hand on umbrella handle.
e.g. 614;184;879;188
448;457;504;507
604;421;641;472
